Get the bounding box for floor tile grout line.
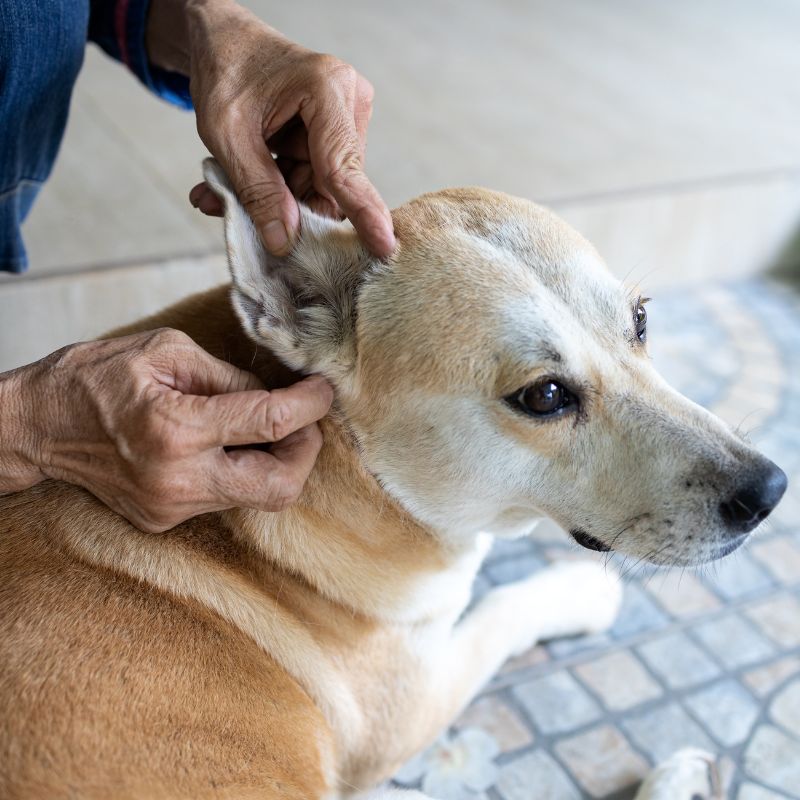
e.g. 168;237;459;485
485;582;800;692
704;655;800;797
489;643;800;798
493;642;800;748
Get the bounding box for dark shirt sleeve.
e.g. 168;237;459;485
88;0;192;109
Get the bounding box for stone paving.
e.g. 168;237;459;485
391;276;800;799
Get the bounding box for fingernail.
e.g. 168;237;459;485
263;220;290;255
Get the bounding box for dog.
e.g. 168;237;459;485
0;158;786;799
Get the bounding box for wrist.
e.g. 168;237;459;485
0;365;46;493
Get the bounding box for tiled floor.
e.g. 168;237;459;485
390;277;800;799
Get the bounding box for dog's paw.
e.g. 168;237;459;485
564;560;623;634
536;560;623;637
634;749;722;800
499;560;623;651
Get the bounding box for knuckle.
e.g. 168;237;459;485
140;328;192;361
310;53;351;79
308;54;359;98
237;182;286;217
338;63;358;87
262;399;293;442
148;327;190;348
359;78;375;106
325;154;365;194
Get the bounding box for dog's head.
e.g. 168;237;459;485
204;160;786;566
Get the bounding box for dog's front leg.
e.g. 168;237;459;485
429;561;622;732
344;562;621;800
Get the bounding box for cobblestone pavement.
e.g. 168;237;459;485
390;277;800;799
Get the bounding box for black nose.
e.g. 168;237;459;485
719;464;788;534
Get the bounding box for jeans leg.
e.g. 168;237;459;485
0;0;90;273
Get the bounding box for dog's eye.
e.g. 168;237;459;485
506;379;576;417
635;301;648;343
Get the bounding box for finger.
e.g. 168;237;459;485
215;423;323;511
267;117;311;161
215;128;301;256
276;158;316;204
190;374;333;449
277;158;342;219
153;336;265;396
302;94;396;258
189;183;224;216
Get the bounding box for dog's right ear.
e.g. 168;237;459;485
202;158;372;383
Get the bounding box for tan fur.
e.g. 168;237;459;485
0;285;477;797
0;176;782;799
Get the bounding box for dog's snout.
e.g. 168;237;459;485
719;463;788;534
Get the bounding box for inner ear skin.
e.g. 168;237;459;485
234;293;263;330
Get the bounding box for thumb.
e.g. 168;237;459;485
218;132;301;257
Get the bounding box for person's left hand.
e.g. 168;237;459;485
179;1;395;259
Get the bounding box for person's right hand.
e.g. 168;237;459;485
0;329;333;532
179;0;395;258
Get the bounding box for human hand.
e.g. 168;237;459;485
0;329;333;532
180;1;395;258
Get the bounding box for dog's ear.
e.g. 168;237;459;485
202;158;372;382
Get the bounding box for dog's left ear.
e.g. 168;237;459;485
202;158;373;383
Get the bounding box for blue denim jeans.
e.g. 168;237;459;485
0;0;191;273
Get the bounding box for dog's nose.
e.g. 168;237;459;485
719;463;788;534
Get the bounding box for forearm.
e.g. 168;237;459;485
0;365;45;494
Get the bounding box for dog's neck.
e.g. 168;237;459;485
222;411;488;624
